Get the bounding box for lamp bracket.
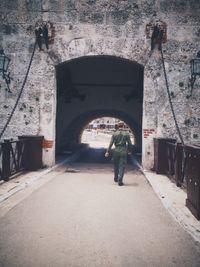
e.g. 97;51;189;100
35;20;55;51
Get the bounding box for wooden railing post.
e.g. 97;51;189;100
17;141;22;171
2;140;11;181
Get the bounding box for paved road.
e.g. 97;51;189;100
82;130;111;148
0;158;200;267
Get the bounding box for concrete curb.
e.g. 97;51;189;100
129;156;200;244
142;169;200;244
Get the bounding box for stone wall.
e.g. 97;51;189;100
0;0;200;168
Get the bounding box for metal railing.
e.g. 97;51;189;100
154;138;200;219
0;139;27;181
166;142;176;176
154;138;186;187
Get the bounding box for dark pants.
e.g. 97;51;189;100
113;151;127;182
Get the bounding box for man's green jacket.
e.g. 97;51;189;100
107;130;132;154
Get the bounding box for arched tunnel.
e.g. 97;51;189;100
63;110;140;149
56;55;144;156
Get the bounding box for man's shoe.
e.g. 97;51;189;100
114;177;118;182
118;181;124;186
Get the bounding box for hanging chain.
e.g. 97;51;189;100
160;46;185;145
159;42;186;181
0;40;37;140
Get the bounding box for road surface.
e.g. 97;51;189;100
0;132;200;266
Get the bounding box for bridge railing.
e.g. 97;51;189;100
166;142;185;187
0;139;27;182
154;138;200;219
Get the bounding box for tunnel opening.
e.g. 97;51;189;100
81;116;136;149
56;55;144;161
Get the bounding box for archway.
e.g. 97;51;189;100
56;55;144;155
59;110;141;151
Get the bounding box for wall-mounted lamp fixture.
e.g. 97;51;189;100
189;51;200;97
0;49;11;92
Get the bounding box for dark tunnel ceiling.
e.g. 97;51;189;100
56;55;144;97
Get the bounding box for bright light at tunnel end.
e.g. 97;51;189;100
81;117;135;148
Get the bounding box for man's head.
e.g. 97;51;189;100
118;121;125;129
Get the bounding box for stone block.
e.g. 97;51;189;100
124;22;142;38
76;0;100;12
164;12;200;26
5;124;39;138
169;26;197;42
188;0;200;10
68;38;87;57
0;24;19;35
44;92;54;101
138;0;156;16
95;25;123;38
63;0;76;11
0;12;7;23
50;11;78;24
0;112;8;122
160;0;188;13
48;0;63;12
0;0;19;11
84;0;97;5
79;12;104;24
5;40;31;55
6;11;42;24
42;103;53;114
10;56;28;77
114;38;128;53
94;38;104;53
106;10;130;25
76;0;140;12
160;2;200;25
25;0;42;11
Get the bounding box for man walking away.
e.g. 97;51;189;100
105;122;132;186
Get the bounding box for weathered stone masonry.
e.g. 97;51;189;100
0;0;200;169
